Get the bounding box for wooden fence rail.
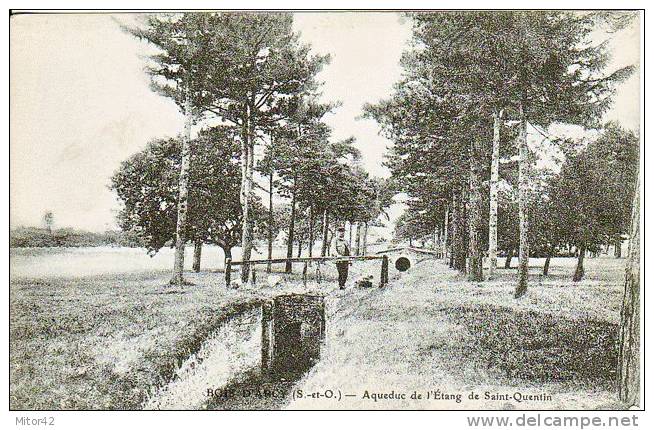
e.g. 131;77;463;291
228;255;385;266
225;255;390;288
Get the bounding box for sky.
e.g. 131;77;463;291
9;12;640;232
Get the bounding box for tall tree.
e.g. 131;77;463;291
263;100;337;272
257;129;278;272
488;110;503;278
127;13;214;284
618;176;640;407
508;12;633;297
191;13;330;282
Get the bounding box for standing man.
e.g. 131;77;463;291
333;226;351;290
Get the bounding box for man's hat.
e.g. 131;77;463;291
337;226;346;232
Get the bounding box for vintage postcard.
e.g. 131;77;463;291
9;8;643;418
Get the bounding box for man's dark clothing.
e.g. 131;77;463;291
336;261;349;288
333;236;350;289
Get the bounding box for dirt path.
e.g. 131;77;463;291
287;257;620;410
202;261;395;410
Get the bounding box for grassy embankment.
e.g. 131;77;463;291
288;255;628;410
10;256;354;410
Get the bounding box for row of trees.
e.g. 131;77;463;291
124;12;327;284
109;122;390;272
366;11;635;292
112;12;394;284
547;125;638;280
369;11;639;406
392;123;638;281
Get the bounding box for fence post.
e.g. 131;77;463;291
261;300;274;374
380;255;389;287
225;258;232;287
251;264;257;286
303;261;308;286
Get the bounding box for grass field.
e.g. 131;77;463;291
10;269;263;409
10;247;628;410
9;245;382;410
10;245;245;279
288;255;627;410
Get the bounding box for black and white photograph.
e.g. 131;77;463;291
6;5;645;423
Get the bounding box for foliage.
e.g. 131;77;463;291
9;227;144;248
393;208;435;242
258;94;391;246
366;11;635;280
549;123;639;252
42;211;54;232
110;127;244;254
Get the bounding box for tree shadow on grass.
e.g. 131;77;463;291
444;305;618;390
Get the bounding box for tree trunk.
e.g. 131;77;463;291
409;237;413;247
348;221;353;250
267;159;274;273
515;103;529;298
439;227;444;256
468;142;485;282
192;241;202;272
170;87;193;285
285;179;297;273
297;238;303;258
355;222;361;255
505;248;514;269
326;226;332;256
449;193;458;268
362;222;369;255
240;100;255;283
221;245;233;283
488;109;503;279
239;110;250;278
455;188;468;273
543;246;553;276
321;210;329;257
615;238;623;258
443;204;449;260
618;179;640;407
223;246;232;265
572;243;586;282
463;188;469;272
308;206;315;259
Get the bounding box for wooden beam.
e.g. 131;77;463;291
229;255;384;266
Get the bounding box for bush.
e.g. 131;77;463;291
9;227;144;248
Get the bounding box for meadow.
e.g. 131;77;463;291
9;246;627;410
9;245;375;409
290;255;627;410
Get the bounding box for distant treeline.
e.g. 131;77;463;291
9;227;144;248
